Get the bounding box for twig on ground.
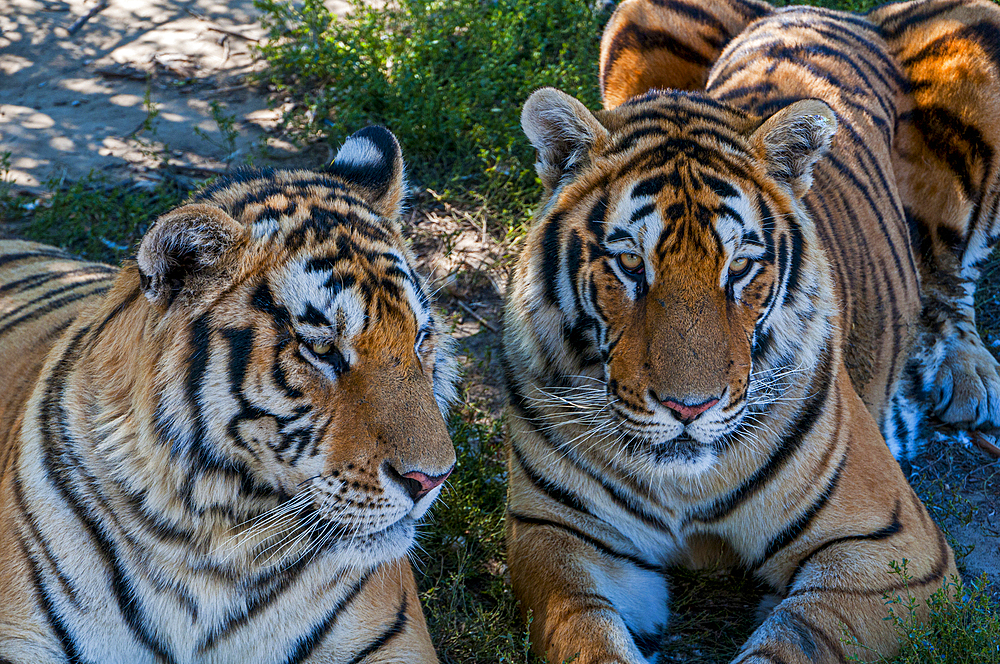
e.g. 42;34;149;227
185;8;260;42
67;0;109;35
456;300;498;333
971;432;1000;459
206;26;260;43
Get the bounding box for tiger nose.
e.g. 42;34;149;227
390;466;454;501
659;396;719;424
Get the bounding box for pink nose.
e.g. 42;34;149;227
400;468;452;501
660;397;719;424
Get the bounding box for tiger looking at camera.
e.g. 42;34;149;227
0;127;457;663
503;0;1000;662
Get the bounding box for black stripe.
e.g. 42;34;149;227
345;593;409;664
541;211;565;306
788;525;949;598
602;23;711;92
507;511;662;573
786;500;902;592
748;454;847;571
900;105;992;202
0;250;73;269
687;345;834;525
0;286;109;338
38;326;179;663
0;277;107;325
87;284;141;342
507;384;675;532
12;475;84;611
879;0;967;40
17;532;90;664
0;266;115;296
510;442;592;516
283;569;373;664
197;554;312;652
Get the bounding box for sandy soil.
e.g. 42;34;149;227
0;0;356;189
2;0;997;619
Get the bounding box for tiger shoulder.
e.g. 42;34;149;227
0;127;457;663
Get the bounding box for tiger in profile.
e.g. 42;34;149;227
503;0;1000;661
0;127;457;663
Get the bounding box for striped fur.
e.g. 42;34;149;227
500;1;1000;661
0;127;457;663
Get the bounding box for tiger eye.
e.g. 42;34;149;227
311;341;332;355
729;256;751;277
618;252;644;273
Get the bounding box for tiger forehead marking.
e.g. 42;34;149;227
0;127;453;662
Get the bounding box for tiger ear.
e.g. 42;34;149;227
136;204;244;308
751;99;837;199
522;87;609;193
326;125;406;219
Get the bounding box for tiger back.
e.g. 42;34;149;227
500;1;1000;662
0;127;457;663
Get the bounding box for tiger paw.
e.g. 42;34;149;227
928;333;1000;429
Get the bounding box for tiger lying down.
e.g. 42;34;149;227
503;0;1000;662
0;127;457;663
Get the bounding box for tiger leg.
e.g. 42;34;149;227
599;0;772;108
874;0;1000;437
737;523;955;664
507;514;669;664
733;393;957;664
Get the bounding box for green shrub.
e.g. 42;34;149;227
255;0;609;225
419;403;542;663
3;175;188;264
843;561;1000;664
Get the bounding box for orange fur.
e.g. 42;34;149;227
0;128;455;663
500;1;1000;661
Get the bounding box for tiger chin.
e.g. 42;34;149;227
0;127;457;663
502;0;1000;662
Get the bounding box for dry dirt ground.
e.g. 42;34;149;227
2;0;997;620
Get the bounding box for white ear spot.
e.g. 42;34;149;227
251;217;280;241
333;136;384;168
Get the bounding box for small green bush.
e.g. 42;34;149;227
418;403;541;663
843;560;1000;664
3;175;188;264
255;0;609;225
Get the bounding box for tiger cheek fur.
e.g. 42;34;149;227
0;127;455;663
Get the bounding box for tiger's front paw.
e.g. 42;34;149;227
929;333;1000;429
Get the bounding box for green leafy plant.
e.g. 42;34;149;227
13;174;188;263
842;560;1000;664
255;0;610;228
194;101;242;168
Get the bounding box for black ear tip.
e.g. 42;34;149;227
340;125;402;167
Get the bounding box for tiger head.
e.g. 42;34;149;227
506;88;839;472
117;127;457;568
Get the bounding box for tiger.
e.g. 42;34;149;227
502;0;1000;662
0;126;458;664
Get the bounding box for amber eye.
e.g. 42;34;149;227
617;252;644;274
728;256;752;279
310;341;332;355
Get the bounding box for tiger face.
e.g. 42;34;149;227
511;89;837;471
1;127;454;662
130;127;458;568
